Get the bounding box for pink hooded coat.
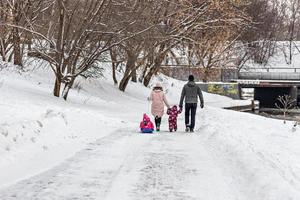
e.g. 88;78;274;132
150;89;169;118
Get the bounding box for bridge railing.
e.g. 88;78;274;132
241;67;300;73
239;67;300;80
239;72;300;80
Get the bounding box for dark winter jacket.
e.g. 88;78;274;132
179;81;204;107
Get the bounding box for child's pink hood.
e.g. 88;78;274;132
143;114;151;122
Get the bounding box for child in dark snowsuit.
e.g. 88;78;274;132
167;105;182;132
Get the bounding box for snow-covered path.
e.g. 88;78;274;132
2;108;300;200
1;110;300;200
0;121;241;200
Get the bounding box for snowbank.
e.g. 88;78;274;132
196;107;300;198
1;63;300;199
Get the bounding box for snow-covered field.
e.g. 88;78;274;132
1;64;300;200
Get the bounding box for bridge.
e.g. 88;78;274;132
233;68;300;108
160;65;300;108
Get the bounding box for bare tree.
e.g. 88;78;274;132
116;0;178;90
109;47;124;85
141;0;251;86
278;0;300;64
0;0;44;66
239;0;283;65
287;0;300;64
189;31;243;82
170;0;251;82
275;94;296;123
2;0;157;99
0;0;265;96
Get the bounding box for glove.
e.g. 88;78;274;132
200;103;204;109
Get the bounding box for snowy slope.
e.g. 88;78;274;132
0;64;300;199
243;41;300;71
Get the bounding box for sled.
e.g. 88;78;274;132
140;128;154;134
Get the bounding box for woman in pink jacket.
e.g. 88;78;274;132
149;82;170;131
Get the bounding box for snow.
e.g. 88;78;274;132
1;63;300;199
243;41;300;71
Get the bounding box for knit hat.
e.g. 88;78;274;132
155;82;162;88
188;75;194;81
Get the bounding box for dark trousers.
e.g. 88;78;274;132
185;103;197;129
154;116;162;128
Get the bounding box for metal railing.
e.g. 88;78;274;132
241;67;300;73
239;72;300;80
239;68;300;80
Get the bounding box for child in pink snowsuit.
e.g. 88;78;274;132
140;114;154;133
167;105;182;132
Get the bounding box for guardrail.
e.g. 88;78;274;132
242;67;300;73
239;72;300;80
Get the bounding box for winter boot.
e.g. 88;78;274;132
185;125;190;132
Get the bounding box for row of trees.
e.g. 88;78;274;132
239;0;300;67
0;0;299;100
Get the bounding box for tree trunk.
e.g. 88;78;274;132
27;32;32;51
8;51;13;62
143;56;164;87
143;44;166;87
139;65;148;83
203;68;210;83
112;63;118;85
119;64;132;92
289;39;293;65
288;4;296;65
110;49;118;85
143;67;156;87
56;0;66;67
62;84;70;100
62;63;77;100
53;77;62;97
0;39;6;62
62;80;74;100
12;2;22;67
12;27;22;66
119;52;136;91
143;67;159;87
131;68;137;82
119;74;131;92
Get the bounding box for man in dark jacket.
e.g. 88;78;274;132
179;75;204;132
